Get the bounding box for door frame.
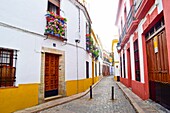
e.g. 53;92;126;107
127;48;132;87
38;47;65;103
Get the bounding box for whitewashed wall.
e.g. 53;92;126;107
0;0;46;35
0;25;43;85
130;35;135;81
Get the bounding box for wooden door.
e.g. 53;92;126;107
146;29;170;105
127;48;132;87
45;53;59;98
146;29;169;83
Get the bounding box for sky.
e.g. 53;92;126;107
89;0;119;52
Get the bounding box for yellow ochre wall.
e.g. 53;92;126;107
66;77;99;96
0;83;39;113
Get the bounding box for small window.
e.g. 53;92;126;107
123;53;126;78
145;32;149;39
0;48;17;87
155;21;162;31
134;40;140;82
48;1;60;15
86;23;90;34
145;17;165;39
99;62;101;76
86;61;89;78
120;56;122;77
150;27;154;36
95;63;97;76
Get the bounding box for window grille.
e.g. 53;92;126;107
134;40;140;81
95;63;97;76
86;61;89;78
120;56;123;77
123;53;126;78
0;48;17;87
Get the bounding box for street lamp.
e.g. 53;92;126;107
116;42;121;52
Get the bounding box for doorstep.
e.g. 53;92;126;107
45;95;63;102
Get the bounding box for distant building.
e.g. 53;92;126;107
102;50;112;76
112;39;120;81
115;0;170;110
88;29;103;84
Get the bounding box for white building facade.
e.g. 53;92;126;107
0;0;99;112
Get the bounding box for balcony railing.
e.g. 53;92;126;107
134;0;143;13
119;25;127;43
119;4;136;44
86;34;99;60
44;11;67;41
126;5;135;28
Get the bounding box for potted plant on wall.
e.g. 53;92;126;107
44;11;67;41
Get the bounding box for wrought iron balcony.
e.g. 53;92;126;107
134;0;143;13
119;24;127;43
119;4;137;44
126;5;135;28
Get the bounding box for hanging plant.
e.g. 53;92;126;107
44;11;67;38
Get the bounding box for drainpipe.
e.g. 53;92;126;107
75;7;81;94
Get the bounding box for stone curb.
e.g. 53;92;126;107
116;82;145;113
15;77;103;113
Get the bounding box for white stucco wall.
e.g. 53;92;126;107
125;46;128;79
130;35;135;81
0;25;43;85
137;22;145;83
0;0;46;35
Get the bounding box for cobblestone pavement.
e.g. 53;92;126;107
40;76;136;113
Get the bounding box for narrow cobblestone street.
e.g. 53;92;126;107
40;76;136;113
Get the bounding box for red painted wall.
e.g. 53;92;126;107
131;80;149;100
120;77;129;87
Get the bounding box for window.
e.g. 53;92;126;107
86;23;90;34
134;40;140;81
0;48;17;87
48;0;60;15
134;0;142;12
86;61;89;78
123;53;126;78
124;6;127;23
120;56;122;77
145;17;165;39
95;63;97;76
99;62;101;76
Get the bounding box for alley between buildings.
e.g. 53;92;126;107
40;76;136;113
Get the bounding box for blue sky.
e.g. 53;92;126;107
89;0;119;52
